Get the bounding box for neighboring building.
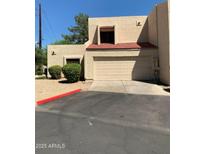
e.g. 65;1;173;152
48;1;169;85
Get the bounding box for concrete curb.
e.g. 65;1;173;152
36;89;81;105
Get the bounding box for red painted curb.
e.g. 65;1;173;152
36;89;81;105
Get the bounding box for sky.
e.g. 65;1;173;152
35;0;166;48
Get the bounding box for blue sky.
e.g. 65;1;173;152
35;0;166;47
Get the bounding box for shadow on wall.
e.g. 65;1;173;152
131;50;154;82
136;18;148;43
80;57;85;81
92;27;98;44
131;18;157;82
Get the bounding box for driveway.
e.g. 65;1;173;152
89;80;169;96
36;91;170;154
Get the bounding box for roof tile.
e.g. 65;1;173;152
86;42;157;50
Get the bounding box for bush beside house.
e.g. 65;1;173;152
62;63;81;83
35;47;47;75
48;65;62;79
35;65;44;75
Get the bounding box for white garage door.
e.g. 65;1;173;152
94;57;153;80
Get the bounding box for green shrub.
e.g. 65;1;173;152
35;65;43;75
35;48;47;66
48;65;62;79
62;63;81;83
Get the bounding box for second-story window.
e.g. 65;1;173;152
100;26;114;44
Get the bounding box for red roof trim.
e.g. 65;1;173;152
86;42;157;50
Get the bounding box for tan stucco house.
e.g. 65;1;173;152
48;1;169;85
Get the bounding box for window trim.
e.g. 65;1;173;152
63;55;83;65
98;25;116;44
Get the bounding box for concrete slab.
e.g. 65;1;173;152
89;80;170;96
89;80;126;93
123;81;169;96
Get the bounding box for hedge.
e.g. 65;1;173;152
62;63;81;83
48;65;62;79
35;65;43;75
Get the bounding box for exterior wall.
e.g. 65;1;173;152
88;16;148;44
85;49;158;80
148;1;170;85
157;2;170;85
148;7;158;46
47;45;86;76
46;4;169;83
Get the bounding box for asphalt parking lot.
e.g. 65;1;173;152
36;91;170;154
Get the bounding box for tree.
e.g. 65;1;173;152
53;13;89;44
52;39;70;45
35;47;47;66
35;47;47;75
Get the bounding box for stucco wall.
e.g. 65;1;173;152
157;2;170;85
88;16;148;44
85;49;158;80
46;5;169;83
148;1;170;85
148;7;158;46
47;45;86;77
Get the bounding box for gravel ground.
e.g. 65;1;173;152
35;78;91;102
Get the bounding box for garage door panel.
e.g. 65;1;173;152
94;66;135;70
94;57;153;80
94;57;137;61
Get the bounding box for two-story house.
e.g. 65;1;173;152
48;1;169;85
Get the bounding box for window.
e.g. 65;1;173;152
66;58;80;64
100;26;114;44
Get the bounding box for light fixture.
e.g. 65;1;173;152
136;21;142;26
51;51;56;55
